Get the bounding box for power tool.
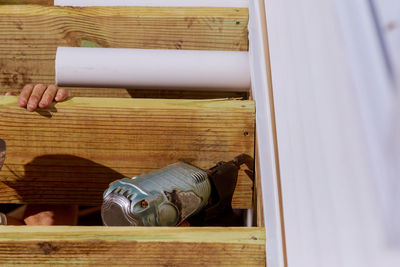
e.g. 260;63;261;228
101;154;252;226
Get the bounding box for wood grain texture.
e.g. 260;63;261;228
0;5;248;95
0;226;265;266
0;96;254;208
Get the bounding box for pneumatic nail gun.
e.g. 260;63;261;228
101;154;253;226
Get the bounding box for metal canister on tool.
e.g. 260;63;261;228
101;162;211;226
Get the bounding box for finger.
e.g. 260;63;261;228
55;88;69;102
38;85;58;108
5;92;16;96
27;84;47;112
18;84;35;107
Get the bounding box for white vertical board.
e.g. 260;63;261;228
249;0;285;266
264;0;400;266
372;0;400;246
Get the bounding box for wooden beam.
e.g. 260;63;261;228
0;5;249;95
0;226;265;266
0;96;254;208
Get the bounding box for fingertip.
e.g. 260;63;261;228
18;98;27;107
55;89;68;102
27;99;38;112
38;101;47;109
27;104;35;112
41;98;49;106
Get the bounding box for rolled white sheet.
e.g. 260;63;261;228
56;47;250;91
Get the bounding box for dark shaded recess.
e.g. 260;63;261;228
2;154;251;226
2;154;125;205
65;87;249;99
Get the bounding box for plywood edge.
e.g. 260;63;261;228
0;226;265;243
0;95;254;111
0;4;248;17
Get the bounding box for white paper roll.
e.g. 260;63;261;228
54;0;248;8
56;47;250;91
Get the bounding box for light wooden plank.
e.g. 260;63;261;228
0;226;265;266
0;96;254;208
0;5;248;95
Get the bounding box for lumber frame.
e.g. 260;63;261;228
0;96;254;209
0;5;249;96
0;226;265;266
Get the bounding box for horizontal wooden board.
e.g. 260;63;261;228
0;5;249;95
0;96;254;208
0;226;265;266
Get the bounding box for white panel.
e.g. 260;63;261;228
249;0;284;266
264;0;400;266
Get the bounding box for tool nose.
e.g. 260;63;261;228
101;193;141;226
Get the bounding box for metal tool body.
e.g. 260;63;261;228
102;162;211;226
101;155;251;227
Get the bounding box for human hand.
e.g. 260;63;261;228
24;204;78;226
6;84;69;112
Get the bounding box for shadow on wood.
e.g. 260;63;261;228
2;154;125;204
